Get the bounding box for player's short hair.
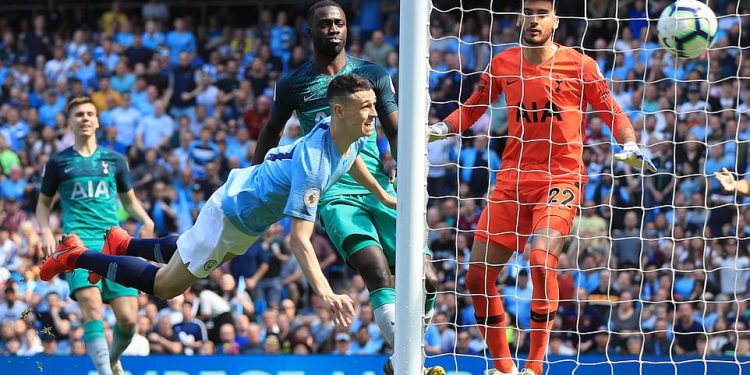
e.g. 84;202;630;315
526;0;557;12
65;95;97;116
326;74;372;102
307;0;344;24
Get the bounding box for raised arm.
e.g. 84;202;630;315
289;218;355;326
348;156;396;209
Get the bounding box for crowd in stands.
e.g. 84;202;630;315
1;0;750;360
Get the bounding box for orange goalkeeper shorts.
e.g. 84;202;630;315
474;180;582;251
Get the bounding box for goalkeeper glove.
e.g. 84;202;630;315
614;142;657;173
427;122;450;142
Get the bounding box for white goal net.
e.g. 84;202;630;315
423;1;750;374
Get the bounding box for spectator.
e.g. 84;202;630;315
35;292;71;343
170;52;198;122
123;316;151;356
674;303;702;355
0;134;20;175
91;76;121;112
457;134;501;198
244;95;272;141
148;315;183;355
237;319;264;354
349;325;381;355
136;100;175;151
363;31;394;67
0;165;26;201
0;285;27;322
124;33;153;69
173;301;208;355
111;61;136;93
332;332;352;355
612;211;643;269
188;128;219;180
142;0;170;23
166;18;196;65
2;196;27;233
2;108;29;152
504;269;533;329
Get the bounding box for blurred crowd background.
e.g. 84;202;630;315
1;0;750;360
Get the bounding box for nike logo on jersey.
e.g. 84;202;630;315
507;79;518;86
64;167;73;174
304;93;321;102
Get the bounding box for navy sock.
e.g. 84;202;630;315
126;236;179;264
77;252;158;295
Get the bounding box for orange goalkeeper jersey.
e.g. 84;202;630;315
445;44;631;185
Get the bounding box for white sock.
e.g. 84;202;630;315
374;302;397;348
85;336;113;375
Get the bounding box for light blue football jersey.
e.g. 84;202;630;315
220;117;367;235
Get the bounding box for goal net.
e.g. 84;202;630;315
423;1;750;374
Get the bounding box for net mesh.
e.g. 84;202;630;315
424;1;750;373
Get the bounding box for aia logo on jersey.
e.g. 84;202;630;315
70;180;110;199
513;100;563;124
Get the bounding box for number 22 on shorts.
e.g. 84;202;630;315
547;186;575;208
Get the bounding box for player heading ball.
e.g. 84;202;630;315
41;73;395;328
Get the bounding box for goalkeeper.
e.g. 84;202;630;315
428;1;655;374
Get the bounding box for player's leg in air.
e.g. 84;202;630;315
319;196;443;375
41;192;258;301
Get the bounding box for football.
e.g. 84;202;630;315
657;0;718;58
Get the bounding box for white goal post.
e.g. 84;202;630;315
395;0;431;374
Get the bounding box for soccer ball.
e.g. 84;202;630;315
657;0;718;59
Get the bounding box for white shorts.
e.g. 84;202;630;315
177;187;258;278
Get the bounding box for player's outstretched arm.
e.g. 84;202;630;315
428;71;499;142
581;57;655;173
289;218;355;326
348;156;396;209
715;167;750;195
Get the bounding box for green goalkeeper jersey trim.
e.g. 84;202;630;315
271;56;398;198
40;147;132;240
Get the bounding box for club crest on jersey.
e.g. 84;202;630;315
102;161;109;175
304;188;321;208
